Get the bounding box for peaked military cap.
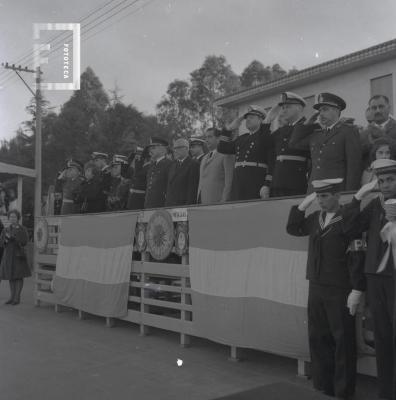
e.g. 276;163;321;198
312;178;343;193
372;159;396;175
148;137;169;147
189;137;205;147
314;93;346;111
243;105;266;119
278;92;306;107
110;154;128;166
91;152;109;160
66;159;83;171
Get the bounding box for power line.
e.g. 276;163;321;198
0;0;120;81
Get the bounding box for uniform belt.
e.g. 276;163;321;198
235;161;268;168
276;155;307;162
62;199;74;203
129;189;146;194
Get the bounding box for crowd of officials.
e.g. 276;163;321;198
52;91;396;216
51;90;396;400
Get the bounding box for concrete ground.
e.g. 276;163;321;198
0;278;378;400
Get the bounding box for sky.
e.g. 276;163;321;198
1;0;396;141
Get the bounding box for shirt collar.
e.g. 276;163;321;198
155;156;165;164
375;118;390;129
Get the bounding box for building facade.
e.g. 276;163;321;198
214;39;396;129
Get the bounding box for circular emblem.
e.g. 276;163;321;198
35;218;49;253
135;223;147;252
175;222;188;256
146;210;174;260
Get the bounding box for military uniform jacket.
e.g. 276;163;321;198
289;121;362;191
217;123;273;181
165;157;199;207
286;204;365;290
347;196;394;276
144;157;173;209
270;117;310;192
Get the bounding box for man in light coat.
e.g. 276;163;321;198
198;127;234;204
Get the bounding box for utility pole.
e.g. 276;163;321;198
2;62;43;219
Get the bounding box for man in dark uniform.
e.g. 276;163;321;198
165;138;200;207
217;105;273;200
289;93;362;192
287;178;366;399
190;137;206;164
348;159;396;400
107;155;130;211
268;92;310;197
144;137;172;209
91;151;111;199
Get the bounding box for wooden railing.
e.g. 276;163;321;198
33;202;377;376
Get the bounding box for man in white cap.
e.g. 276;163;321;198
287;178;366;399
217;105;273;200
349;158;396;400
266;92;310;197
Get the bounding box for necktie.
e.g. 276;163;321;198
208;151;213;159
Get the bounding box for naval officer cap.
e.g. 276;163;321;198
189;137;205;147
278;92;306;107
243;105;266;119
314;93;346;111
311;178;344;193
66;159;83;172
110;154;128;166
148;137;169;147
91;151;109;160
371;159;396;175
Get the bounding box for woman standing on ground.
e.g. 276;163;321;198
0;210;31;305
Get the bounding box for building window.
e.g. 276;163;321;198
370;74;393;112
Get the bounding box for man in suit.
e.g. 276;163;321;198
198;127;234;204
268;92;310;197
144;137;172;209
360;95;396;167
165;138;199;207
348;159;396;400
289;93;362;192
287;178;366;399
91;151;111;200
217;105;273;200
190;137;206;164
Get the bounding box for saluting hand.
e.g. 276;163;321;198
259;186;270;199
225;115;244;132
264;104;281;124
298;192;317;211
354;179;378;201
306;111;320;125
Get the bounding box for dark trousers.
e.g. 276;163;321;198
234;167;266;200
308;283;356;398
367;274;394;400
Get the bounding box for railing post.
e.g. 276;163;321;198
139;251;150;336
180;252;191;347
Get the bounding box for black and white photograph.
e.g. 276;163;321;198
1;1;396;399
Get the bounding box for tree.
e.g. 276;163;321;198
156;79;199;138
190;55;240;128
240;60;272;88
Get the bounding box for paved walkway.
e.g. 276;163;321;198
0;278;378;400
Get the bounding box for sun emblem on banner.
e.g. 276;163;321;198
35;218;49;253
146;210;174;260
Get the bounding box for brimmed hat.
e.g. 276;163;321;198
243;105;266;119
66;159;83;172
110;154;128;166
278;92;306;107
372;159;396;175
91;152;109;160
148;137;169;147
312;178;343;193
189;137;205;147
313;93;346;111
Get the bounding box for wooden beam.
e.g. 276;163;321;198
0;162;36;178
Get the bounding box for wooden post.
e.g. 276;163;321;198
106;317;115;328
139;252;150;336
17;176;23;216
78;310;86;320
180;253;191;347
229;346;243;362
297;359;310;378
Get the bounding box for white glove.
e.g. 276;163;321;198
354;179;378;201
347;290;363;316
259;186;270;199
298;192;317;211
